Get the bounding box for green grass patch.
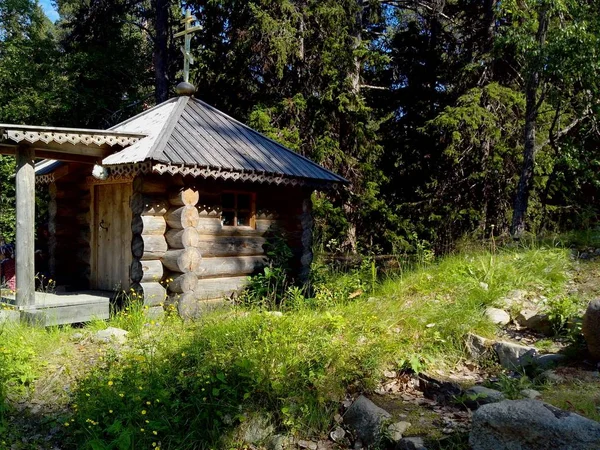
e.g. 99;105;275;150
63;245;574;449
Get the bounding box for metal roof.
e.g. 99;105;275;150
104;96;346;184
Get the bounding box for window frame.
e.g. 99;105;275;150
220;191;256;229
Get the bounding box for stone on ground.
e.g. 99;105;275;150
330;426;346;443
533;353;566;368
387;421;411;442
92;327;128;344
464;386;505;409
515;308;552;335
493;340;536;370
470;399;600;450
583;299;600;360
520;389;541;399
485;307;511;325
396;436;427;450
241;414;275;444
466;333;494;360
343;395;391;446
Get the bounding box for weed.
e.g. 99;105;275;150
546;296;582;335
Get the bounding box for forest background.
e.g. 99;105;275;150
1;0;599;255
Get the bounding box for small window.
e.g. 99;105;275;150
221;192;255;228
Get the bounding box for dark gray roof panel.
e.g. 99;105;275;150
105;96;347;184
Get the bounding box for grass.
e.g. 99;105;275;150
0;243;589;449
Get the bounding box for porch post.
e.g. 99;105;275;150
15;144;35;307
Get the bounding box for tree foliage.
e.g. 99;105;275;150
1;0;599;251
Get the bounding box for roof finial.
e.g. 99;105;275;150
174;8;202;96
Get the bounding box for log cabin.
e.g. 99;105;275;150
0;86;345;325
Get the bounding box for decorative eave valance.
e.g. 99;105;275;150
37;161;337;190
0;124;144;148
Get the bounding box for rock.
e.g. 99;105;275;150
499;289;527;308
267;435;286;450
298;440;317;450
419;374;463;404
265;311;283;317
396;436;427;450
515;308;552;335
387;421;411;442
469;399;600;450
242;414;274;444
479;282;489;291
520;389;541;399
353;438;364;450
464;386;505;409
466;333;494;360
540;369;564;384
343;395;391;446
485;307;511;326
330;426;346;443
93;327;128;344
534;353;566;368
493;341;536;370
583;299;600;360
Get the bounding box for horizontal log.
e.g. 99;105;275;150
132;234;168;260
131;215;167;236
165;227;199;249
130;259;164;283
169;188;199;207
165;206;200;229
161;248;202;273
132;282;167;307
194;276;249;300
256;219;279;233
196;218;278;236
176;295;228;320
196;217;223;234
196;236;266;257
194;255;267;279
130;193;169;216
133;176;167;194
167;272;198;294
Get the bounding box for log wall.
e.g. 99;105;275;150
51;170;314;320
129;175;169;314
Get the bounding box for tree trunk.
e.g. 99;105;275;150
154;0;169;103
510;6;549;238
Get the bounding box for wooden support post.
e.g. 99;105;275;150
15;145;35;307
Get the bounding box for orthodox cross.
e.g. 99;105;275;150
174;9;202;83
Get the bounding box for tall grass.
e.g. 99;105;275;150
66;245;572;449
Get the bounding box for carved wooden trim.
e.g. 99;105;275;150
2;129;142;147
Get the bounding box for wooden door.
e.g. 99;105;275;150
92;183;133;291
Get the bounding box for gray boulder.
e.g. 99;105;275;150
387;421;411;442
493;341;536;370
464;386;505;409
466;333;494;360
241;414;275;444
520;389;541;399
470;399;600;450
396;437;427;450
485;307;511;326
93;327;128;344
344;395;391;446
515;308;552;335
583;299;600;360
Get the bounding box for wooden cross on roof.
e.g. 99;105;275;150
174;9;202;83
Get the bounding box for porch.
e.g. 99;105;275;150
1;290;112;326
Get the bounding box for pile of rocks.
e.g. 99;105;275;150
484;289;553;335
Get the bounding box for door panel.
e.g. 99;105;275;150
93;183;132;291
